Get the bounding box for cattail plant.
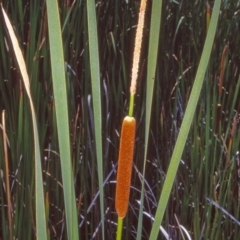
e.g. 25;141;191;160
115;0;147;239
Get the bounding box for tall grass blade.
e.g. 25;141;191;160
2;110;13;240
86;1;105;239
136;0;163;239
1;5;47;240
149;0;221;239
46;1;79;239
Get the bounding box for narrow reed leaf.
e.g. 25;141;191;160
1;5;47;240
46;1;79;239
219;45;228;96
149;0;221;239
136;0;163;239
2;110;13;240
86;1;105;238
214;103;221;135
225;75;240;133
115;116;136;218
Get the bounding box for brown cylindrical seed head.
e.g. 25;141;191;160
115;116;136;218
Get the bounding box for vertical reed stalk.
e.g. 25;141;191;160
215;45;228;135
219;45;228;97
2;110;13;240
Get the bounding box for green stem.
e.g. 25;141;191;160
128;94;135;117
116;217;123;240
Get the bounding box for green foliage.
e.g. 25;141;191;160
0;0;240;239
46;1;79;239
150;0;221;238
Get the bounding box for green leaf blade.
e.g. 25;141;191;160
46;1;79;239
86;1;105;239
149;0;222;239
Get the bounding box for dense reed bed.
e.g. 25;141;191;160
0;0;240;239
